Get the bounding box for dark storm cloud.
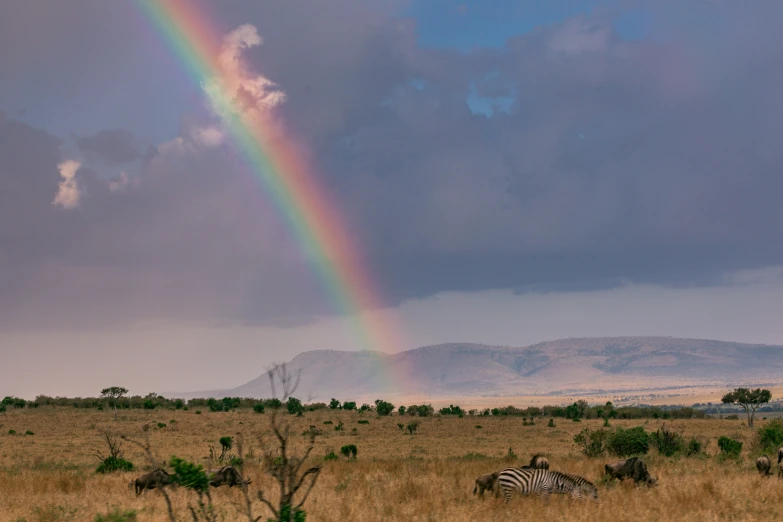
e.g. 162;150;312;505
1;0;782;330
76;129;142;165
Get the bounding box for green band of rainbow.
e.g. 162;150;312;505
136;0;406;392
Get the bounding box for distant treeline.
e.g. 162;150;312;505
0;394;729;420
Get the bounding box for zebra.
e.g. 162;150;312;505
497;467;598;504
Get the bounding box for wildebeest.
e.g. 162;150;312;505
497;468;597;503
208;466;252;488
473;472;500;497
756;455;772;476
131;469;175;496
604;457;657;486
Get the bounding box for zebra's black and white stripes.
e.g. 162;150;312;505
497;467;598;503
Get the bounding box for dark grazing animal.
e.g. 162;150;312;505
778;447;783;465
778;459;783;480
208;466;252;488
131;469;175;496
497;468;597;503
473;472;500;497
756;455;772;476
529;454;550;470
604;457;657;486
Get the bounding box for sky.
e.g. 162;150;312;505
1;0;782;398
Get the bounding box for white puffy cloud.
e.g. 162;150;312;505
52;159;80;209
203;24;286;125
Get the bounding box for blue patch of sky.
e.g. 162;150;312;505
402;0;602;52
400;1;652;116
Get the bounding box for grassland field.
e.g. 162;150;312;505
1;407;783;521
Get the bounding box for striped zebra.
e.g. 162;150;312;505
497;467;598;503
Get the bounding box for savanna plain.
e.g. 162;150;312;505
2;407;782;522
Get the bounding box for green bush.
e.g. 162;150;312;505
650;424;685;457
757;420;783;452
607;426;649;457
0;404;6;413
374;399;395;416
94;508;138;522
169;456;209;492
156;423;166;429
269;505;306;522
548;418;555;428
718;436;743;456
8;429;16;435
406;421;420;435
340;444;357;459
342;401;357;411
195;410;202;415
253;403;265;414
287;397;305;415
96;456;135;474
358;420;369;425
25;430;34;436
324;451;339;461
324;420;333;425
574;428;608;457
687;437;705;456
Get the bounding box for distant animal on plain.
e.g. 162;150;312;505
778;447;783;464
473;472;499;498
208;465;251;488
756;455;772;476
604;457;657;486
131;469;175;496
497;467;597;503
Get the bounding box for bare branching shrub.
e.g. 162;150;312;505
95;432;134;474
254;363;322;522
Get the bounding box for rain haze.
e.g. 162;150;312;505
2;0;782;399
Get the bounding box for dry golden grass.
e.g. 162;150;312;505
1;408;782;521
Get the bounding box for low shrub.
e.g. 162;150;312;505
574;428;608;457
253;403;265;414
358;420;369;425
650;424;685;457
718;436;742;457
324;451;339;461
607;426;649;457
686;437;706;457
340;444;358;459
548;419;555;428
406;421;420;435
25;430;34;436
96;456;134;474
757;420;783;453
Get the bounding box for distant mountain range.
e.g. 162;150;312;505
178;337;783;402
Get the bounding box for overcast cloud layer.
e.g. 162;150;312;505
2;0;783;336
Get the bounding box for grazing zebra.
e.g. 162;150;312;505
756;455;772;476
529;454;550;470
497;467;598;504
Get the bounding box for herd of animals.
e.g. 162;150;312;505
130;448;783;504
131;465;250;496
474;447;783;503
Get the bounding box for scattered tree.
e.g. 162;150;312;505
328;398;341;410
721;388;771;428
100;387;128;421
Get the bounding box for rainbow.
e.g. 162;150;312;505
136;0;407;395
